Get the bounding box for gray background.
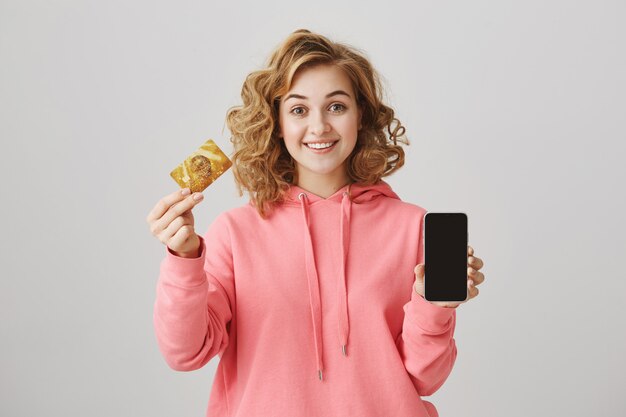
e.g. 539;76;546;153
1;0;624;416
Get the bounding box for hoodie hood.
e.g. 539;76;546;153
281;180;400;381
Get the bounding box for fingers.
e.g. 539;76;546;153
468;244;484;270
147;188;192;223
164;192;204;226
166;224;197;250
147;188;204;237
468;255;484;270
467;279;479;300
158;214;192;244
467;245;485;293
467;247;485;300
467;267;485;286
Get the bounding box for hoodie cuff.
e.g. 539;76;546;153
161;236;207;288
407;286;457;332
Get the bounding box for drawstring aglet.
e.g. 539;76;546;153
318;369;323;381
342;344;347;356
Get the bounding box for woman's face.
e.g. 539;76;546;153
278;64;362;187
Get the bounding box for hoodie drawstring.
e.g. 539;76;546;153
298;188;352;382
338;190;351;358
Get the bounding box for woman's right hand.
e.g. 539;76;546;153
146;188;205;258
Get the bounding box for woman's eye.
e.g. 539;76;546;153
290;104;346;116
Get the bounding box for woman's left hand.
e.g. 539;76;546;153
413;245;485;308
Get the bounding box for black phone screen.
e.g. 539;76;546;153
424;212;468;302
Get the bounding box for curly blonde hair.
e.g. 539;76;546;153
225;29;409;219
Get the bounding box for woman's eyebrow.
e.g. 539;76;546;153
284;90;351;102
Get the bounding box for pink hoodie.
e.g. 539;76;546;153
153;180;457;417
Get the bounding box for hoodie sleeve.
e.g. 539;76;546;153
153;213;235;372
396;290;458;396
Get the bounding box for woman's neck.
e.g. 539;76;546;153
295;176;351;199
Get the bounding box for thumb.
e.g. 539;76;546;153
413;264;425;281
413;264;425;298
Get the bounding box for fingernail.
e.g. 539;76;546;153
193;193;203;201
181;188;190;196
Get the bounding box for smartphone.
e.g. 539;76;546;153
423;212;468;302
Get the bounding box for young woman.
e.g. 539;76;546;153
146;29;485;417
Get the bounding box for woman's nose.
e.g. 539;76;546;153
309;111;330;135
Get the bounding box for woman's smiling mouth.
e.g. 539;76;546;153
303;141;339;153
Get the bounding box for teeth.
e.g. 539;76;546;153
306;142;335;149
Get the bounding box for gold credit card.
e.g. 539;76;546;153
170;139;233;193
